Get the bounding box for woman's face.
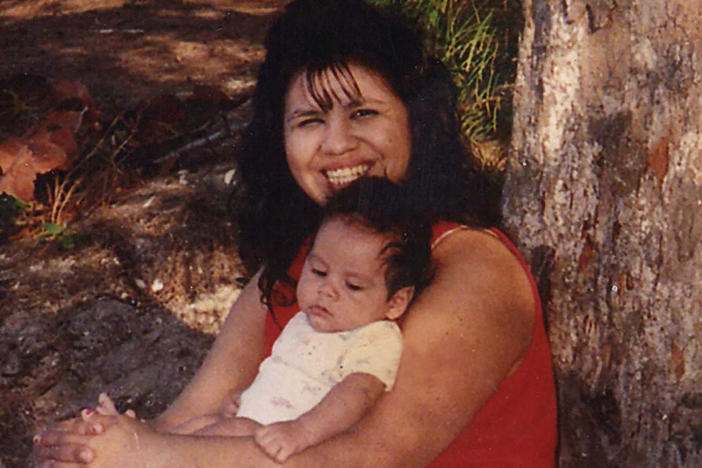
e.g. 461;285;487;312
283;64;411;205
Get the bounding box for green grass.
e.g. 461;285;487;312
369;0;521;169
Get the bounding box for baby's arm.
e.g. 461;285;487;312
192;416;262;437
163;390;242;434
168;413;225;434
95;390;247;436
254;372;385;463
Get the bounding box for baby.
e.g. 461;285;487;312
97;178;433;463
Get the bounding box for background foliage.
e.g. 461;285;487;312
369;0;522;171
0;1;522;243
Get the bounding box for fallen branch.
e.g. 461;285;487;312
153;113;248;165
127;96;252;172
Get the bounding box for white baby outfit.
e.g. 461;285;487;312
236;311;402;425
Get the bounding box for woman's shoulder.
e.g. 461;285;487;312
416;225;535;361
431;226;524;279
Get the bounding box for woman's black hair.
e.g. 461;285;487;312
235;0;501;307
315;178;433;300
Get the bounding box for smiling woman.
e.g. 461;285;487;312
283;65;411;204
35;1;556;466
236;0;502;309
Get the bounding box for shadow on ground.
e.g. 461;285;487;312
1;297;214;467
0;2;288;466
1;0;284;113
0;164;248;467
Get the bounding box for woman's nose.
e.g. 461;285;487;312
320;118;357;155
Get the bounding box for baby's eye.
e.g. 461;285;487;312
345;282;364;291
311;268;327;277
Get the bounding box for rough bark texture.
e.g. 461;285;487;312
502;0;702;466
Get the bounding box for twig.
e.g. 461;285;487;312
152;127;230;164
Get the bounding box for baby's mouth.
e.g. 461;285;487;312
308;305;331;317
324;163;370;188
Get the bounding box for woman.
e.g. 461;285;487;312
35;0;557;466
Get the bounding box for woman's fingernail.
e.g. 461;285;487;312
81;408;94;419
90;422;104;434
79;448;94;462
33;434;41;445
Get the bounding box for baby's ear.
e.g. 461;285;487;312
385;286;415;320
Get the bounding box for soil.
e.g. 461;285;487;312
0;2;289;466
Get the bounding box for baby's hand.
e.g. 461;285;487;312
254;421;312;464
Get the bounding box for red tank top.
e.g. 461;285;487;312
263;222;557;466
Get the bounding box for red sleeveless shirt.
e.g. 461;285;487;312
263;222;557;467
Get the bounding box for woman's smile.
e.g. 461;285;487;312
284;63;411;204
323;163;371;189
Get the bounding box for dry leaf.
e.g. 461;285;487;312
0;139;41;201
0;110;82;201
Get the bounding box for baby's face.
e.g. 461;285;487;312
297;218;396;333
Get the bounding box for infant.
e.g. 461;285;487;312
98;178;433;463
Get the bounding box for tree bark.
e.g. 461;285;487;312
502;0;702;466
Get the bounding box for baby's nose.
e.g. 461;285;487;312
318;280;339;299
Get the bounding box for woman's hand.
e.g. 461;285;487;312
35;412;161;468
33;409;110;465
34;394;141;466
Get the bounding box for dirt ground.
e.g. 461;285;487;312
0;1;289;466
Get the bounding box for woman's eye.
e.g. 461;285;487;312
346;282;364;291
311;268;327;277
297;117;324;128
351;108;378;119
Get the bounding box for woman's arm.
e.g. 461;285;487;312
152;268;268;431
36;229;535;467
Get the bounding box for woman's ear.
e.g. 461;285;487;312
385;286;415;320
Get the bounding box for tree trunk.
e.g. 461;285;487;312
502;0;702;466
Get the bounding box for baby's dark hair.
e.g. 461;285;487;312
315;178;434;299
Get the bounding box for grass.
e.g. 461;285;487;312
369;0;521;170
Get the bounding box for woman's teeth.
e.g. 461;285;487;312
325;164;369;186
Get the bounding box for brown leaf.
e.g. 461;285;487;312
0;138;24;173
0;139;40;202
0;82;88;202
0;125;74;202
23;110;83;168
26;127;74;172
